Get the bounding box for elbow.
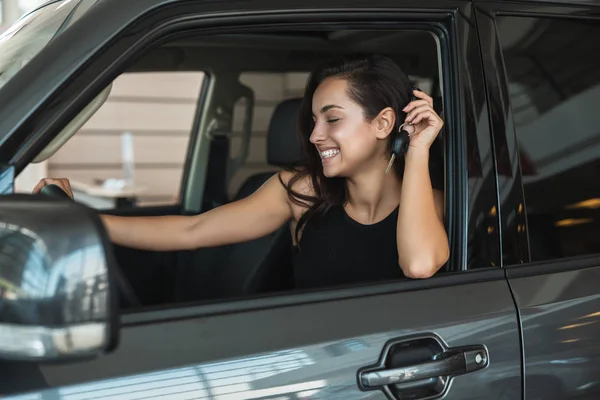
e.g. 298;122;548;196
401;245;450;279
403;263;437;279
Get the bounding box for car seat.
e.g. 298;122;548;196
174;98;304;302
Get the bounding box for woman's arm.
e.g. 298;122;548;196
34;174;293;252
396;89;450;278
397;148;449;278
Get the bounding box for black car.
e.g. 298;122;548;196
0;0;599;399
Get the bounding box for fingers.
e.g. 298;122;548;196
403;99;431;113
412;89;434;107
401;123;416;136
405;104;429;122
404;90;442;148
410;109;441;126
403;89;434;113
32;179;49;194
32;178;74;198
405;104;442;124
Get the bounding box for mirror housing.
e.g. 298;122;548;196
0;194;118;362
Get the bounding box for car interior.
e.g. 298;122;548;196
33;29;447;310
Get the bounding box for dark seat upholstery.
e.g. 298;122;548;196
202;135;231;211
234;98;305;199
174;98;304;302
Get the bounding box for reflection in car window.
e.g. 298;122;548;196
0;0;97;91
497;16;600;262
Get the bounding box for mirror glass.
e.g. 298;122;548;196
0;195;115;361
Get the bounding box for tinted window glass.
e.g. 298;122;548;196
497;16;600;261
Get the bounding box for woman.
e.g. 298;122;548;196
34;55;449;288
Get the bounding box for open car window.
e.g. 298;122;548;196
9;16;454;309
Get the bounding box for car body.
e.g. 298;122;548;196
0;0;599;399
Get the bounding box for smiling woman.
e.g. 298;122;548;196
282;55;448;286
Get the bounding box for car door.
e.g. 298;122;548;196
0;0;521;399
476;1;600;399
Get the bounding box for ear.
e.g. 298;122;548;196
372;107;396;140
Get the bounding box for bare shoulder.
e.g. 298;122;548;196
277;169;316;221
277;169;314;196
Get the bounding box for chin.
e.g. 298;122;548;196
322;167;337;178
322;164;340;177
321;157;353;178
322;165;349;178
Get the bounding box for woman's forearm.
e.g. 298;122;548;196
100;214;198;251
397;147;449;278
98;173;293;252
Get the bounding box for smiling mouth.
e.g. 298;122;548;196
320;148;340;160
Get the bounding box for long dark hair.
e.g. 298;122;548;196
280;54;414;244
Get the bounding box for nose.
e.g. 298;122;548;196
309;122;326;145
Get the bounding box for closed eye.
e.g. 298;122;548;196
327;118;340;123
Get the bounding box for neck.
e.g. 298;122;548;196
345;156;402;223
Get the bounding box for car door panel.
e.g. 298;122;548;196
4;272;520;399
102;205;187;306
508;266;600;399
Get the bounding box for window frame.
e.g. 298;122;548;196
0;1;490;321
476;0;600;271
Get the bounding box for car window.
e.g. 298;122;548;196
11;21;458;309
497;15;600;262
16;71;205;209
0;0;97;91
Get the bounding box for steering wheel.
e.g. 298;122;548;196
39;184;142;309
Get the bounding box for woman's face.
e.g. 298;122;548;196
310;77;388;178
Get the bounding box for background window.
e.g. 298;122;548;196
497;16;600;261
44;71;204;209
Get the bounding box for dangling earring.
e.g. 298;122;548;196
385;122;412;174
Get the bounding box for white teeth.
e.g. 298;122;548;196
320;149;340;159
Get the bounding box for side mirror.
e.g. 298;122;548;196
0;194;118;362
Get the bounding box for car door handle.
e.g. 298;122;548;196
360;349;486;387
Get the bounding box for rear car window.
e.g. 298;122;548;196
497;15;600;262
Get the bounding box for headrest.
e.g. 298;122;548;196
267;98;305;167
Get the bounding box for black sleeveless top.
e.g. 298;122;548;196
291;145;444;289
292;205;402;289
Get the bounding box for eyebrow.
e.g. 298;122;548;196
313;104;344;116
